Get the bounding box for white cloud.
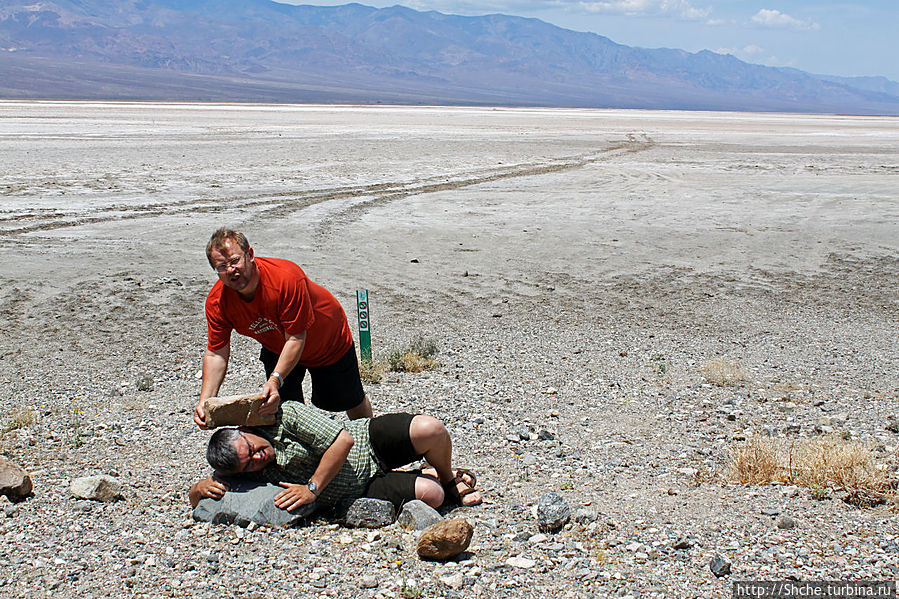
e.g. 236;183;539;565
577;0;710;20
742;44;765;56
751;9;819;31
716;45;764;58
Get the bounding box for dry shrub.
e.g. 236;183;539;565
2;406;38;433
387;351;439;373
407;334;439;360
729;437;780;485
387;334;440;373
701;358;748;386
793;436;886;492
358;358;388;384
727;436;893;498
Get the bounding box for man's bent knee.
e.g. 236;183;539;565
410;415;448;442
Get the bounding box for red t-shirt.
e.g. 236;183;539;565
205;257;353;367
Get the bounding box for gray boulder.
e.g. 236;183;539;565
70;475;123;502
337;497;396;528
0;456;32;502
397;500;443;531
193;480;315;528
537;491;570;533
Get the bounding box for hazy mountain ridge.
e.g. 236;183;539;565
1;0;897;113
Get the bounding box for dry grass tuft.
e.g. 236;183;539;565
727;436;894;502
701;358;748;386
387;351;439;373
2;406;38;433
387;334;440;373
358;358;388;384
728;437;779;485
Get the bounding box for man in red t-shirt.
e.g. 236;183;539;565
193;228;372;429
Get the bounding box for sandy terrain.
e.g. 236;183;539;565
0;101;897;598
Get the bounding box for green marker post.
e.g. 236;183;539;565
356;289;372;363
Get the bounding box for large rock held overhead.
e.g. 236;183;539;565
203;392;276;429
0;456;32;501
417;518;474;560
193;480;315;527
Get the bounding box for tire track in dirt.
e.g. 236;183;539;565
311;134;654;240
0;135;653;238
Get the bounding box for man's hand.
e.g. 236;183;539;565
259;377;281;415
189;476;229;507
259;331;306;415
274;483;316;511
193;400;209;429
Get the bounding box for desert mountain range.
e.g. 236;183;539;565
2;0;898;113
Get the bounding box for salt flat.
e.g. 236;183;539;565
0;102;897;597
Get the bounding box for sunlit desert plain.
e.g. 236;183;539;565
0;101;896;598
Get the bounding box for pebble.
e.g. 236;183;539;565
359;575;379;589
709;555;732;577
440;573;465;589
506;556;536;569
776;515;797;530
136;373;154;392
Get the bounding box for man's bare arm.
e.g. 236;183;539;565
194;345;230;428
259;331;306;415
274;429;353;511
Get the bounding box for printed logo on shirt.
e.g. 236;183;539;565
248;317;279;335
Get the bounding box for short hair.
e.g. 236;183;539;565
206;227;250;267
207;428;243;473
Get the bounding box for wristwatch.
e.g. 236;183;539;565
270;371;284;388
307;481;320;497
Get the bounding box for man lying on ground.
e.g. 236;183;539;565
189;402;482;511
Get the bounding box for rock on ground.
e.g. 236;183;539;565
537;491;570;533
0;456;32;502
417;518;474;560
397;500;443;531
336;497;395;528
69;475;123;502
192;480;315;527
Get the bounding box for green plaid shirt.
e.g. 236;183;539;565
251;402;382;506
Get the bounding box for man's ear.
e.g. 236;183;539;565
246;247;255;262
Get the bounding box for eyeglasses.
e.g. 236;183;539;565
213;254;245;273
237;432;266;472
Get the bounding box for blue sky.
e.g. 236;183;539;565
282;1;898;81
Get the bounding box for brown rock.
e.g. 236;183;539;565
0;456;33;501
417;518;473;560
203;392;276;429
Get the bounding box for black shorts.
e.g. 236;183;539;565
363;413;426;508
260;343;365;412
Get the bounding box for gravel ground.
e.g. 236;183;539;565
0;103;897;598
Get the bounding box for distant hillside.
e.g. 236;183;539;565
2;0;898;114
